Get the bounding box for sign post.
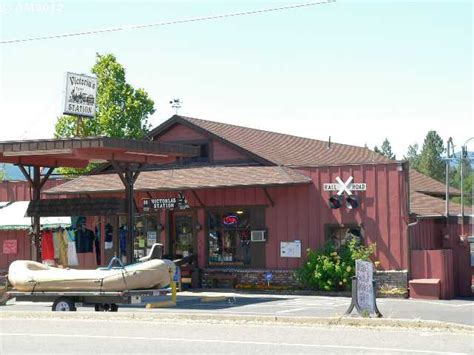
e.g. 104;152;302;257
345;260;382;317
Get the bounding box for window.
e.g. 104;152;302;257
326;225;362;249
207;208;262;266
181;143;210;164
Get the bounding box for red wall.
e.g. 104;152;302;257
132;162;408;271
0;179;67;202
155;124;207;142
0;230;31;273
411;250;454;299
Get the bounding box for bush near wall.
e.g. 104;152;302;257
296;239;376;292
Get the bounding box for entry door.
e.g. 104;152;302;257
171;212;195;259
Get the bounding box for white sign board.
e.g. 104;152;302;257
280;240;301;258
356;260;375;315
323;176;367;196
64;72;97;117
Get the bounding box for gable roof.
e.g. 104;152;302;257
149;115;393;167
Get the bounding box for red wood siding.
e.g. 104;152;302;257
0;179;67;202
411;249;454;299
132;162;408;271
155;124;207;142
410;219;442;250
212;141;247;162
0;230;31;272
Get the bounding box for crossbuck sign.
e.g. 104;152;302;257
323;176;367;196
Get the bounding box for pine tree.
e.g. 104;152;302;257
405;143;420;170
380;138;396;160
418;131;445;182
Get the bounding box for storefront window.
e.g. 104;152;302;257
208;209;254;266
119;214;160;262
326;225;362;249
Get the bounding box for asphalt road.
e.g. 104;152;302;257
1;317;473;355
3;291;474;326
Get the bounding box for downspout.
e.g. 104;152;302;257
406;160;417;282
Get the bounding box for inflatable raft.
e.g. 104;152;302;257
8;257;175;292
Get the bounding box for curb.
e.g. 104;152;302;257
1;311;473;333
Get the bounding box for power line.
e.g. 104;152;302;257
1;0;335;45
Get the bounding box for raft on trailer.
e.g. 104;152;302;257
7;244;174;292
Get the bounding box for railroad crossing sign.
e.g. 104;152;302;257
323;176;367;196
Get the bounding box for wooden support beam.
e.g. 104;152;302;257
262;187;274;207
191;190;205;207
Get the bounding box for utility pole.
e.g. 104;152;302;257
445;138;454;219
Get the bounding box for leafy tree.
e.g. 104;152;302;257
417;131;445;182
55;53;155;174
405;143;420;170
0;164;5;180
375;138;396;160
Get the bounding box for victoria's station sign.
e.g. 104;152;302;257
63;72;97;118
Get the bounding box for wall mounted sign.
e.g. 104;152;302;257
63;72;97;118
280;240;301;258
3;239;17;254
323;176;366;196
143;192;189;211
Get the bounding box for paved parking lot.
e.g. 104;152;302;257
2;290;473;326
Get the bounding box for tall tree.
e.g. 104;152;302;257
55;53;155;139
380;138;396;160
417;131;445;182
55;53;155;174
405;143;420;170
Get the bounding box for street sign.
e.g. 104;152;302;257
264;272;273;282
323;176;366;196
63;72;97;118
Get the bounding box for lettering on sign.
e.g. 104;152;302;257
323;176;367;196
143;192;189;211
356;260;375;315
63;72;97;118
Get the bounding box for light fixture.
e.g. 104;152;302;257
345;195;359;209
328;195;342;209
236;210;244;215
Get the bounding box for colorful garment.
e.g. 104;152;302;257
66;229;79;266
58;229;68;266
52;231;60;259
41;230;55;263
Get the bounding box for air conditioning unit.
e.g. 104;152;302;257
251;230;266;242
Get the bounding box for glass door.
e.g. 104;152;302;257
172;213;194;259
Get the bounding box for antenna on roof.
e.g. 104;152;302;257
170;98;182;114
327;136;331;149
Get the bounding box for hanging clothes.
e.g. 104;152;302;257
41;230;55;264
58;229;68;267
119;227;127;257
94;226;101;265
105;223;113;250
52;230;61;259
75;228;94;253
66;229;79;266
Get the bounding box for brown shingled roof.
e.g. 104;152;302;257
410;191;470;217
45;166;311;195
150;115;392;167
410;169;461;196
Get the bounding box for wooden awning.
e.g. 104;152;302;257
0;137;199;168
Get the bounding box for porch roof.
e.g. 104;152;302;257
44;166;312;195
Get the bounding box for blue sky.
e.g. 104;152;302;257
0;0;472;157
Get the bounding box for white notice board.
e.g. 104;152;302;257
280;240;301;258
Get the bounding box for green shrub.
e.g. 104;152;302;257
296;239;376;291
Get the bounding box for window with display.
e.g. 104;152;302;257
325;225;363;249
207;208;263;266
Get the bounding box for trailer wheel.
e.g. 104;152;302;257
110;304;118;312
52;297;76;312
